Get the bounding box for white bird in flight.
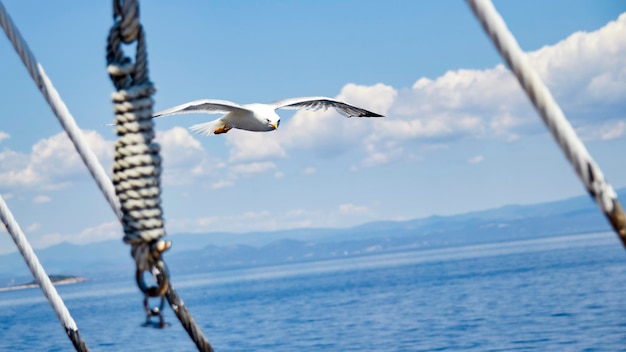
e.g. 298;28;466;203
152;96;384;136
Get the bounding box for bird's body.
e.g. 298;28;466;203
152;97;383;136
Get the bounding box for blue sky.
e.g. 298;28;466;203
0;1;625;253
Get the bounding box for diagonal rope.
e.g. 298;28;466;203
0;195;90;352
1;0;212;349
0;1;106;350
107;1;213;350
465;0;626;247
0;1;122;221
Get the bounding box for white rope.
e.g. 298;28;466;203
466;0;626;243
0;1;122;221
0;195;89;351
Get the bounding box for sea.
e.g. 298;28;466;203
1;232;626;351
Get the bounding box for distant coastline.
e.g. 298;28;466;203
0;275;87;292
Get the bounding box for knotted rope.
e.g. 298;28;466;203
466;0;626;247
106;1;213;350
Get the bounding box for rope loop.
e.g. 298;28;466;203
133;240;170;296
107;0;163;239
107;2;213;349
132;241;170;328
113;0;140;44
107;0;170;301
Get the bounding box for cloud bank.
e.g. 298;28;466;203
219;13;626;169
0;13;624;245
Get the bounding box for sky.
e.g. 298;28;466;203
0;1;625;254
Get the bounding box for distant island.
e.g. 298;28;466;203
0;274;87;292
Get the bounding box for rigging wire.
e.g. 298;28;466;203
466;0;626;247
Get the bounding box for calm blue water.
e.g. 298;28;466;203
1;232;626;351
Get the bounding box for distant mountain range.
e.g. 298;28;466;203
0;188;621;285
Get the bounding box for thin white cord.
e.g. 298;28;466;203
0;196;79;332
466;0;623;229
0;1;122;221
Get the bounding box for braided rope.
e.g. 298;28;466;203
107;2;213;350
0;195;90;351
107;10;164;246
0;1;121;220
466;0;626;246
1;0;212;349
158;269;215;352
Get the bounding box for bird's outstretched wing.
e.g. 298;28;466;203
271;96;383;117
153;99;251;118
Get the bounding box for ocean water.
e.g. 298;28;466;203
1;232;626;351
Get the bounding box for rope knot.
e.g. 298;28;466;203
113;0;141;43
108;0;169;300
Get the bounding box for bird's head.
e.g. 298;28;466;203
252;104;281;131
266;117;280;130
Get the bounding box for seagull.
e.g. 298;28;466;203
152;97;384;136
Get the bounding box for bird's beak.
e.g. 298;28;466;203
271;122;279;130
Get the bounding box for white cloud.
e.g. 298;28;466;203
226;130;286;162
217;83;395;166
242;210;271;219
33;195;51;204
528;15;626;110
601;121;626;140
230;162;276;175
211;179;235;189
205;14;625;172
0;131;9;144
359;13;626;167
167;208;333;234
0;127;222;192
26;223;41;232
302;167;316;175
489;112;522;141
0;149;40;188
468;155;484;164
286;209;307;217
74;221;121;243
48;14;626;187
0;130;113;191
577;120;626;141
37;221;121;247
207;161;278;189
168;211;278;233
281;83;397;157
156;127;219;186
375;113;484;140
157;127;203;166
338;203;370;215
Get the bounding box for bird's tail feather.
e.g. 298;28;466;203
189;119;224;136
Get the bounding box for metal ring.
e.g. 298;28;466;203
135;259;169;297
143;293;166;328
143;295;165;316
